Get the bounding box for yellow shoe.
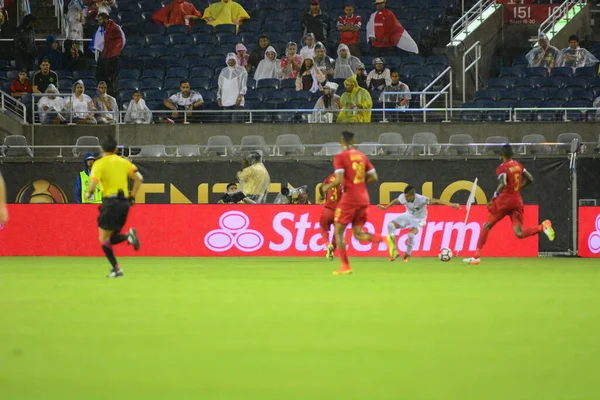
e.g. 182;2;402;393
542;220;555;241
333;266;352;275
326;244;335;261
387;233;398;260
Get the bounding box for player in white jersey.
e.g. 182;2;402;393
378;185;460;262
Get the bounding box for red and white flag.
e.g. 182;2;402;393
366;12;419;54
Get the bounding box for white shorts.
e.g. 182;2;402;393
392;213;426;231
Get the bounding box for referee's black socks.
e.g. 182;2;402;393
101;241;120;271
110;234;128;245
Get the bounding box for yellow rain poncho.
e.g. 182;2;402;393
202;0;250;31
337;75;372;123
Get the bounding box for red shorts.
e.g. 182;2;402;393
334;203;368;226
320;207;336;231
487;195;524;228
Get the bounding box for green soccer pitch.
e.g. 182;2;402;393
1;257;599;400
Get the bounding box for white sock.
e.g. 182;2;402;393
407;232;415;255
387;222;396;236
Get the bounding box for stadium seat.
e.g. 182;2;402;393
556;133;583;153
238;20;261;33
72;136;101;157
537;100;564;122
568;77;591;89
256;78;280;91
314;142;343;156
519;134;551;155
543;88;568;102
539;76;564;89
499;66;524;78
289;91;313;101
142;89;165;102
275;134;304;156
525;67;547;78
117;79;139;91
550;67;573;78
239;135;271;154
565;100;590;122
280;79;296;91
216;32;238;45
409;132;440;155
460;102;484;122
58;79;74;92
166;25;189;36
485;77;511;90
118;69;141;80
357;142;380;156
170;35;195;47
521;89;545;102
140;78;163;91
445;134;474;155
273;112;296;123
145;34;171;48
512;55;528;67
177;144;202;157
142;67;165;79
205;135;234;156
568;89;594;103
483;136;510;155
2;135;33;157
376;132;405;155
134;145;169;158
191;23;213;35
575;66;598;78
474;89;497;101
166;67;189;79
214;24;237;34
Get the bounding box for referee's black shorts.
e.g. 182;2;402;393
98;197;131;232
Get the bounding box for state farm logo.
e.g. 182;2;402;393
588;214;600;254
204;211;264;252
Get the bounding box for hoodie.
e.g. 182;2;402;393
40;35;64;70
37;84;66;121
248;37;269;70
75;152;95;203
68;79;95;119
337;75;372;123
281;42;303;79
235;43;248;69
15;14;36;58
254;46;281;81
217;52;248;107
334;44;361;80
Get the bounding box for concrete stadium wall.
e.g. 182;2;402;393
550;3;592;49
25;122;600;148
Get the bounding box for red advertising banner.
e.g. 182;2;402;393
504;3;561;25
578;207;600;258
0;205;539;257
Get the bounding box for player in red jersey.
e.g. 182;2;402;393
319;173;343;261
319;131;383;275
0;169;8;225
463;144;555;265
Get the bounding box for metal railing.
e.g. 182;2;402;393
0;90;27;123
450;0;498;43
538;0;586;39
462;41;481;104
420;67;453;122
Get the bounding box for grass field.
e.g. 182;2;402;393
1;256;599;400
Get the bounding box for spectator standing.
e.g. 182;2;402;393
300;33;317;59
526;34;559;70
75;153;102;204
64;39;87;71
94;81;118;124
296;55;326;92
314;42;335;79
281;42;303;79
366;58;391;91
247;35;270;72
66;0;85;41
237;151;271;203
217;53;248;114
14;14;37;71
32;59;59;94
302;0;330;44
366;0;418;57
337;3;362;57
85;0;115;21
40;35;64;71
235;43;249;71
337;75;372;123
66;80;97;124
124;90;152;124
355;62;368;90
254;46;282;81
152;0;202;30
202;0;250;33
556;35;599;70
0;7;12;59
313;81;341;122
37;84;66;124
333;43;361;79
95;12;125;96
379;70;410;122
10;69;31;100
163;79;204;123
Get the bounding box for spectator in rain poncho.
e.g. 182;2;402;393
217;52;248;109
235;43;249;70
37;84;66;124
152;0;202;30
313;81;341;123
379;70;410;122
366;57;391;91
296;55;326;92
247;34;270;72
39;35;64;70
556;35;599;70
300;33;317;59
84;0;115;21
254;46;282;81
202;0;250;33
93;81;118;124
281;41;303;79
313;41;335;79
337;75;372;123
66;79;97;124
124;90;152;124
526;34;559;70
334;43;361;80
237;151;271;204
66;0;85;41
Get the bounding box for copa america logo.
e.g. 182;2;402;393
588;214;600;254
204;211;264;252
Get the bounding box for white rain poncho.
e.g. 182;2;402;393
217;53;248;107
67;0;85;40
334;43;361;80
295;55;326;93
299;33;316;59
556;47;599;70
93;83;118;124
124;97;152;124
37;84;66;123
254;46;281;80
526;42;559;69
67;79;96;123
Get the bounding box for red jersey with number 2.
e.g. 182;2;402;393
496;159;525;198
323;173;343;210
333;148;375;206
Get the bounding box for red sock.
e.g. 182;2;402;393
522;225;542;238
339;245;350;267
369;234;383;244
475;228;489;258
321;229;330;247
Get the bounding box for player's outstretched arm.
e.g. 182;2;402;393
430;198;461;210
0;170;9;224
378;198;399;210
521;169;534;190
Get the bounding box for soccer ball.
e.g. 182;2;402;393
438;248;453;262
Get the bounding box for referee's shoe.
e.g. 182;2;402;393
128;228;140;251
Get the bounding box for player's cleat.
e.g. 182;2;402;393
333;265;352;275
402;254;411;262
542;220;555;242
326;244;335;261
462;257;480;265
387;233;398;260
128;228;140;251
107;269;124;278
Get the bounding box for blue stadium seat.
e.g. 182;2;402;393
515;100;538;122
126;36;147;47
117;89;136;103
575;66;598;78
117;79;139;91
279;79;296;91
402;55;426;67
164;77;183;90
566;100;591;121
273;112;296;123
210;78;219;90
538;76;564;89
543;88;568;102
247;78;257;90
190;77;211;91
143;22;165;35
499;66;523;78
512;55;528;67
525;67;547;78
568;76;591;89
170;35;195;47
216;33;238;47
412;66;435;79
58;79;73;92
485;77;511;90
140;78;163;91
551;67;573;78
142;67;165;79
190;68;214;79
158;48;184;60
265;91;290;102
286;91;311;101
460;102;484;122
166;67;189;79
474;89;497;101
143;89;165;102
485;102;511;122
214;24;237;34
134;47;159;60
146;34;171;47
521;89;545;102
191;23;214;35
568;88;595;102
81;78;97;89
537;100;563;122
167;25;189;36
262;21;286;33
239;21;261;33
245;91;264;102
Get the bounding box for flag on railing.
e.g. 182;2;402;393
366;12;419;54
466;177;478;213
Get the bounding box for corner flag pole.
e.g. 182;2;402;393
457;178;478;258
